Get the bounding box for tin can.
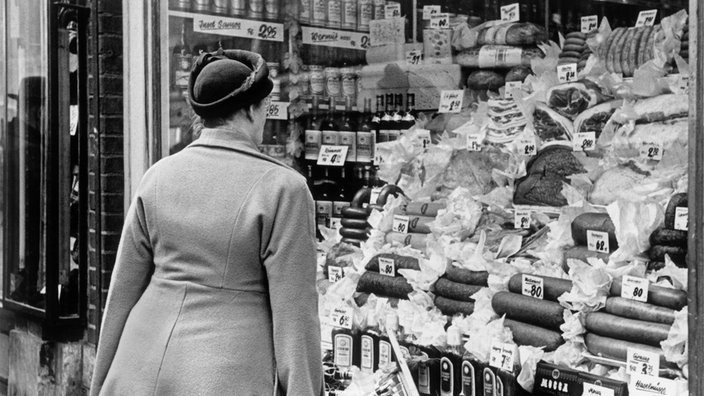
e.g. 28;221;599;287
372;0;385;20
340;67;356;101
327;0;342;29
299;69;311;97
312;0;327;27
341;0;357;30
174;0;191;11
212;0;229;14
229;0;246;16
325;67;341;97
305;129;322;160
248;0;264;19
300;0;312;24
193;0;210;12
267;62;281;100
265;0;280;20
309;65;326;96
357;0;372;31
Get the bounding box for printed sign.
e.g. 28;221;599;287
369;187;383;206
629;374;677;396
583;383;615;396
489;342;516;373
519;137;537;156
378;257;395;276
501;3;520;22
330;305;353;329
429;13;450;29
423;5;441;19
385;3;401;18
515;210;531;230
674;207;688;231
581;15;598;34
392;215;410;234
266;101;289;120
406;48;422;65
188;12;284;42
467;135;482;151
301;26;371;50
521;274;544;299
328;266;344;282
639;142;663;161
587;230;610;253
558;63;578;83
627;348;660;377
573;132;596;152
622;275;649;303
317;145;349;166
438;90;464;113
635;10;657;28
504;81;522;99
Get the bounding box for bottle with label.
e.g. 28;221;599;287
378;312;401;368
315;168;334;234
325;67;341;98
326;0;342;29
332;315;360;371
439;325;463;396
212;0;229;15
264;0;280;21
341;0;357;30
357;0;372;31
379;93;394;142
331;168;350;230
193;0;210;12
172;21;192;94
299;0;312;24
304;96;323;165
372;95;384;142
321;97;339;146
248;0;265;19
390;93;404;139
339;97;357;165
372;0;386;20
172;0;191;12
311;0;327;27
356;97;374;164
460;355;484;396
359;310;380;374
402;93;417;130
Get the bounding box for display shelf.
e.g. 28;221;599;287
169;9;284;42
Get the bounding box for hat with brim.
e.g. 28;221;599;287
189;49;273;118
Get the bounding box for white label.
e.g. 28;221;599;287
581;15;598;34
370;187;382;205
489;342;515;373
674;207;688;231
392;215;410;234
334;333;353;367
466;135;482;151
478;46;523;68
321;322;333;350
301;26;371;50
438;90;464;113
622;275;649;303
406;48;422;65
384;3;401;18
328;266;344;282
317;145;349;166
414;128;432;150
573;132;596;152
627;347;660;377
587;230;610;253
69;105;79;136
635;10;657;28
675;74;690;95
378;257;396;276
429;13;450;29
330;217;343;233
558;63;578;83
504;81;522;99
519;137;537;156
629;373;677;396
521;274;543;299
188;12;284;42
330;305;354;329
379;341;392;367
423;5;441;19
361;335;374;372
583;383;615;396
266;101;289;120
500;3;520;22
514;210;531;230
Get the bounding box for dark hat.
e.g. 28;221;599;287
188;49;273;118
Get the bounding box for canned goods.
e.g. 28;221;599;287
372;0;385;21
309;65;326;96
327;0;342;29
312;0;327;27
325;67;341;97
267;62;281;100
248;0;264;19
193;0;210;12
341;0;357;30
264;0;279;20
299;69;311;96
300;0;312;24
212;0;229;14
229;0;246;16
357;0;372;31
174;0;191;11
340;67;356;101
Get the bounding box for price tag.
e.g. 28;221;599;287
521;274;544;299
429;13;450;29
369;187;383;206
635;10;657;28
330;217;343;233
621;275;649;303
69;105;79;136
557;63;578;83
466;134;482;151
392;215;410;234
581;15;598;34
406;48;422;65
190;13;284;42
675;74;690;95
500;3;520;22
674;207;688;231
519;137;536;156
423;5;441;20
639;142;663;161
414;128;432;150
317;145;349;166
514;210;531;230
328;266;344;282
573;132;596;152
504;81;522;99
385;3;401;18
627;347;660;376
489;342;516;373
438;90;464;113
330;305;353;329
301;26;371;50
266;101;289;120
378;257;395;276
582;383;614;396
587;230;610;253
629;374;677;396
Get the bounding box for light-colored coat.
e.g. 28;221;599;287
90;128;323;395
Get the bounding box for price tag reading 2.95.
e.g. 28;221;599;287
330;305;354;329
521;274;544;299
378;257;395;277
621;275;649;303
587;230;610;253
392;215;410;234
574;132;596;152
438;90;464;113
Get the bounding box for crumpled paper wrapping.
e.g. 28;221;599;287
558;259;611;312
650;255;688;292
367;195;408;233
464;316;513;363
430;187;483;240
399;252;447;291
517;346;545;393
661;307;688;368
560;310;586;341
547;341;586;368
606;199;664;265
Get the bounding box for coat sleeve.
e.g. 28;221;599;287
90;171;156;396
259;170;323;396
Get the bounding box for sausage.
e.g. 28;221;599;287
351;187;372;208
664;193;687;230
620;28;636;77
610;277;687;310
356;271;413;299
444;266;489;286
406;216;435;234
340;227;371;239
648;245;687;268
341;218;370;229
507;274;572;302
385;232;428;250
503;319;564;352
571;213;618;251
434;278;484;302
613;28;632;75
584;312;671;347
604;28;625;72
604;297;676;325
585;333;667;365
637;26;654;67
364;253;421;275
626;27;647;76
377;185;404;206
405;201;446;217
341;206;371;219
491;292;565;331
649;228;687;248
434;296;475;316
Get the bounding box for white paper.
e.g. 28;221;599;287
521;274;544;299
438;90;464;113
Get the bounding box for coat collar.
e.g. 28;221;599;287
188;127;290;169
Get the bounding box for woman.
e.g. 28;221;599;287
90;50;323;395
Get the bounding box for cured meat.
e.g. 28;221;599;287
477;22;547;46
484;98;527;144
589;165;649;206
514;145;586;206
573;100;623;135
546;79;611;120
441;147;511;196
466;70;505;91
505;65;533;82
456;46;544;69
533;102;573;141
624;94;688;125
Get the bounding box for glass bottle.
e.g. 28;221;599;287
360;309;380;373
172;21;192;94
357;0;372;32
327;0;342;29
312;0;327;27
230;0;247;17
341;0;358;30
300;0;312;25
372;95;384;142
304;96;323;164
440;325;463;396
339;97;357;165
321;96;339;146
402;93;417;130
389;93;403;140
248;0;265;19
356;97;373;165
264;0;280;21
379;93;394;143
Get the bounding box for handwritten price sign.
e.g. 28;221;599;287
521;274;544;299
328;266;344;283
466;134;482;151
330;305;353;329
674;207;688;231
392;215;410;234
429;13;450;29
266;101;288;120
500;3;520;22
587;230;610;253
504;81;522;99
514;210;531;230
385;3;401;18
519;137;536;156
489;342;516;372
622;275;649;303
581;15;598;34
558;63;578;83
573;132;596;152
627;347;659;376
317;145;349;166
438;90;464;113
635;10;657;27
190;13;284;42
423;5;441;19
639;142;663;161
378;257;395;276
406;49;422;65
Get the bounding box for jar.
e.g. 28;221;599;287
212;0;229;14
229;0;246;16
341;0;357;30
340;67;356;101
248;0;264;19
311;0;327;27
264;0;280;21
357;0;372;32
267;62;281;100
299;67;311;97
327;0;342;29
193;0;210;12
309;65;326;96
300;0;312;25
325;67;341;98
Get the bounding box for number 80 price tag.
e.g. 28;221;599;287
622;275;649;303
521;274;543;299
392;215;410;234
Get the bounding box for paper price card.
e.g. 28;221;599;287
675;74;690;95
504;81;522;99
674;207;688;231
266;101;288;120
406;48;422;65
190;13;284;42
587;230;610;253
392;215;410;234
466;134;482;152
573;132;596;152
582;383;614;396
328;266;344;283
378;257;395;277
627;348;660;377
521;274;544;299
330;305;354;329
317;145;349;166
581;15;598;34
519;137;537;156
415;128;432;150
558;63;578;83
635;10;657;28
438;90;464;113
622;275;649;303
639;143;663;161
330;217;343;233
385;3;401;18
489;342;516;373
423;5;441;19
629;374;677;396
514;210;531;230
501;3;520;22
429;13;450;29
